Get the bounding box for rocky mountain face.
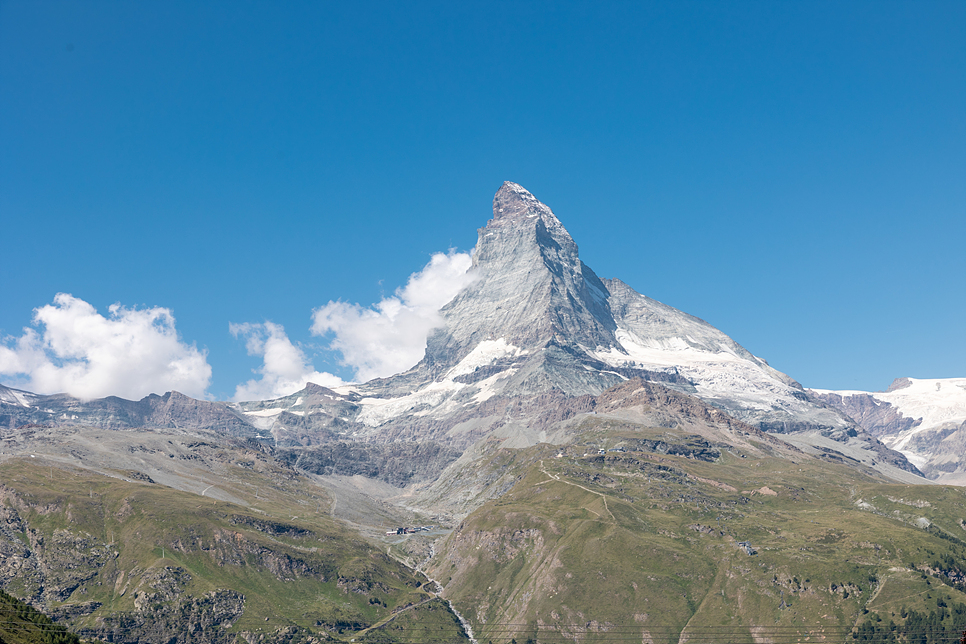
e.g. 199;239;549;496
422;182;620;388
370;183;812;410
307;182;917;478
811;377;966;483
421;415;966;644
0;445;467;644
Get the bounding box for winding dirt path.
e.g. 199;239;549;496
538;460;617;523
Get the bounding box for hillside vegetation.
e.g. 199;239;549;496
429;416;966;643
4;388;966;644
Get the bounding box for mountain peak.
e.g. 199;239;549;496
414;182;620;392
476;183;577;271
491;181;553;222
416;182;885;449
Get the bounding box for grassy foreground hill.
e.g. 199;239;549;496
0;450;467;644
427;413;966;644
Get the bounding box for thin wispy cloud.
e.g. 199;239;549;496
0;293;211;401
311;250;476;382
230;321;343;401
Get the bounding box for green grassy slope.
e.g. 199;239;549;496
0;456;467;644
429;421;966;644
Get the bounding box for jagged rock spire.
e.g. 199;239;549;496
420;182;618;392
491;181;551;221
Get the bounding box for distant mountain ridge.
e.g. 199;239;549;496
811;377;966;483
0;383;255;437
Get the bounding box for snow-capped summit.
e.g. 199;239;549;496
402;182;850;428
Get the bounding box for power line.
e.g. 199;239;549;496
3;605;966;642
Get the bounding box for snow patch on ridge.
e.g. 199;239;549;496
816;378;966;432
356;339;525;427
357;380;464;427
244;408;286;418
594;329;746;368
592;328;807;415
331;385;361;397
471;369;518;404
814;378;966;462
241;407;286;430
447;339;526;379
0;386;36;408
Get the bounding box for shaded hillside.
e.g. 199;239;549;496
0;588;81;644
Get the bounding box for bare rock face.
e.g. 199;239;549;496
809;390;922;438
0;488;113;607
447;182;618;359
81;589;245;644
0;386;256;436
277;441;463;487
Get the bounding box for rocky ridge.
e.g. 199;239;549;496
0;384;256;437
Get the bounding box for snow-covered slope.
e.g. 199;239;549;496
811;378;966;482
595;278;848;433
0;384;36;408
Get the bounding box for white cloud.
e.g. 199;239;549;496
311;250;476;381
0;293;211;401
230;321;343;401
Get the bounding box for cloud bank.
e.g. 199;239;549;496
230;322;343;401
0;252;476;403
311;250;476;381
0;293;211;401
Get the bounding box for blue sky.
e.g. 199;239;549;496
1;1;963;401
